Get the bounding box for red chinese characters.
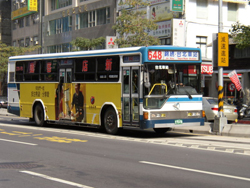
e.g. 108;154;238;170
47;62;52;73
105;58;112;71
29;62;36;73
82;60;88;72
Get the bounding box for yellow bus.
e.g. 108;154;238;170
8;46;204;134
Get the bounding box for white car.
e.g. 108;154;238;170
203;97;238;122
0;100;8;108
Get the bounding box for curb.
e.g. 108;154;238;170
172;123;250;138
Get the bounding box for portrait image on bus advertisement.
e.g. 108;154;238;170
55;83;86;123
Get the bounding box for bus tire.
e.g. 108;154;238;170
153;128;170;134
104;107;118;135
34;103;46;127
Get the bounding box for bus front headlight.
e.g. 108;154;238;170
151;113;166;118
187;112;201;117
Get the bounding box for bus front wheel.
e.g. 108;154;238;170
34;104;45;126
104;107;118;135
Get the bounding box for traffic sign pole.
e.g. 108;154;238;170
213;0;228;134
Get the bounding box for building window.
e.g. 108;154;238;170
13;41;16;46
160;38;171;45
18;39;24;47
89;11;96;27
32;14;39;24
97;7;110;25
51;0;72;11
25;16;30;26
79;12;88;28
25;38;30;47
62;43;72;52
75;14;79;30
49;20;56;35
234;47;250;59
56;19;62;34
196;36;207;58
33;36;38;45
19;18;24;28
62;16;72;32
13;20;17;30
47;43;72;53
228;3;237;22
196;0;208;19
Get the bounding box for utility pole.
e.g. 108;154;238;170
214;0;228;133
39;0;43;54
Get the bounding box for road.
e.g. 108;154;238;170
0;114;250;188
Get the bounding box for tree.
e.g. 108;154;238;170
0;42;40;73
113;0;159;48
70;37;106;51
0;42;40;96
230;22;250;49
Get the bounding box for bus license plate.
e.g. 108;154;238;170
175;119;183;125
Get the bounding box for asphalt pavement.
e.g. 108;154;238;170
1;108;250;138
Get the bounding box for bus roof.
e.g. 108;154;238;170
9;45;201;62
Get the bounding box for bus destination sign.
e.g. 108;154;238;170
148;50;199;61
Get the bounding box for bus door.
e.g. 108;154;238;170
57;68;72;120
122;67;140;126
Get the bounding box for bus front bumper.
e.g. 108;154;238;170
141;118;205;129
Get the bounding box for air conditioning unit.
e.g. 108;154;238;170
14;20;18;24
20;0;25;4
30;37;33;42
35;41;39;45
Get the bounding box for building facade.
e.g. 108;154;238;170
0;0;11;45
11;0;116;53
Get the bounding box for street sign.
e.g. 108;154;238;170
228;82;235;92
218;32;229;67
171;0;183;12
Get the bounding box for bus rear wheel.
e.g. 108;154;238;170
34;104;46;127
153;128;171;134
104;107;118;135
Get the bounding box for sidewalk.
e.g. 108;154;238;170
0;108;14;116
171;121;250;138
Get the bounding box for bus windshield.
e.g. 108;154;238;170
143;63;201;109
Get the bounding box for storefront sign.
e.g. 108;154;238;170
148;20;171;37
171;0;183;12
201;64;213;75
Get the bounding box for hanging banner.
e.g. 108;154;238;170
228;70;242;91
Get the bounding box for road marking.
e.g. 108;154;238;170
33;136;88;143
0;138;37;145
20;171;94;188
140;161;250;182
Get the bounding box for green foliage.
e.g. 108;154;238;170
0;42;40;74
230;22;250;49
70;37;106;51
113;0;159;48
